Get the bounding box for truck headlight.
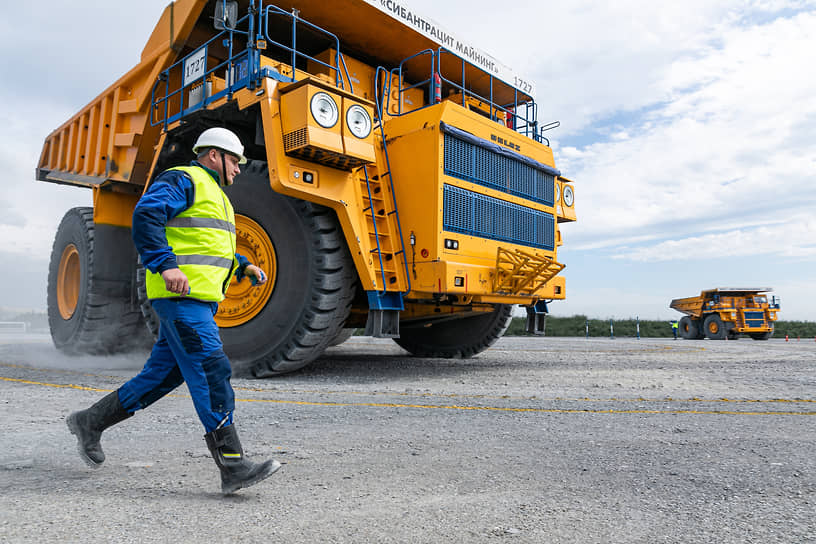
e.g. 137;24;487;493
346;104;372;138
310;92;339;128
555;182;560;204
563;185;574;207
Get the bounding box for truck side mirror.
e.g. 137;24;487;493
214;1;238;30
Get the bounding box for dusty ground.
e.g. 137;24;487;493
0;334;814;543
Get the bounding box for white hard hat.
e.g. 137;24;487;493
192;127;247;164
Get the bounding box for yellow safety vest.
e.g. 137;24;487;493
145;166;237;302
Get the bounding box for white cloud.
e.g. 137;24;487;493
616;215;816;262
556;8;816;263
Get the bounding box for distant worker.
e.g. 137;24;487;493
671;319;679;340
67;127;280;494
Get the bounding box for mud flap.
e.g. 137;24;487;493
525;301;548;335
364;309;400;338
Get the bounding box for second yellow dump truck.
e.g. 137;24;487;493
670;288;780;340
37;0;576;375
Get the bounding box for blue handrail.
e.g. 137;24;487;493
150;6;254;129
262;5;352;93
152;1;543;146
377;47;549;145
389;49;435;117
369;65;412;297
151;0;355;129
434;49;540;141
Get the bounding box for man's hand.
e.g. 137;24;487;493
244;264;267;286
161;268;190;295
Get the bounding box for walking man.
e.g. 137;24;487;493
67;127;279;494
671;319;679;340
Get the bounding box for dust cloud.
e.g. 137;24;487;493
0;334;148;376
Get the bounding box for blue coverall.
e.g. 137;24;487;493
117;161;251;432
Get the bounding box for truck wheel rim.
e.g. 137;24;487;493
57;244;80;320
216;214;277;328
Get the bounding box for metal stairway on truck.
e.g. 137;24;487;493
358;135;410;338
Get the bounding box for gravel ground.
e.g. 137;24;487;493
0;334;814;543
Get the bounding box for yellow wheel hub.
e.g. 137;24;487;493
57;244;80;320
216;214;277;328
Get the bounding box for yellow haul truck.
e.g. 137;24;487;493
670;288;780;340
37;0;576;375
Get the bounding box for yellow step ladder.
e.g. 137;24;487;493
493;247;565;296
357;162;408;294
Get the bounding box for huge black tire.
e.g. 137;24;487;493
393;305;513;358
47;207;149;355
749;325;774;340
678;316;697;339
137;162;356;376
703;314;730;340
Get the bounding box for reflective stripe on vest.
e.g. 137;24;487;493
176;255;234;268
145;166;237;302
166;216;236;234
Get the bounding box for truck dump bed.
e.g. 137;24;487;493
668;295;704;317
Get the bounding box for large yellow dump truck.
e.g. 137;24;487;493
670;288;780;340
37;0;576;375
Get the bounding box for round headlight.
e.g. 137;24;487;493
346;104;372;139
563;185;574;207
310;92;339;128
555;182;561;204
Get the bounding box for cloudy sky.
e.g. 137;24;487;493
1;0;814;321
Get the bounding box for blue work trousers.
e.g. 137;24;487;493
118;298;235;432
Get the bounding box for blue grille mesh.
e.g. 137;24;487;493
444;133;555;205
743;311;766;328
443;185;554;250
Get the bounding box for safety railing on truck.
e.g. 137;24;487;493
151;0;353;129
261;5;354;94
151;2;252;129
378;48;558;146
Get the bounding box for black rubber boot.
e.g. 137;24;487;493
66;390;132;468
204;424;280;495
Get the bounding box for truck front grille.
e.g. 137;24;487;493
743;311;766;328
444;133;554;205
443;185;554;250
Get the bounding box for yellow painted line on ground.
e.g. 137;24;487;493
338;344;711;354
0;361;128;380
238;397;815;416
3;364;814;406
1;376;105;392
3;375;814;417
0;376;189;400
3;361;814;405
489;345;709;354
233;385;816;405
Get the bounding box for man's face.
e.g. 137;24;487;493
221;152;241;186
205;148;241;186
